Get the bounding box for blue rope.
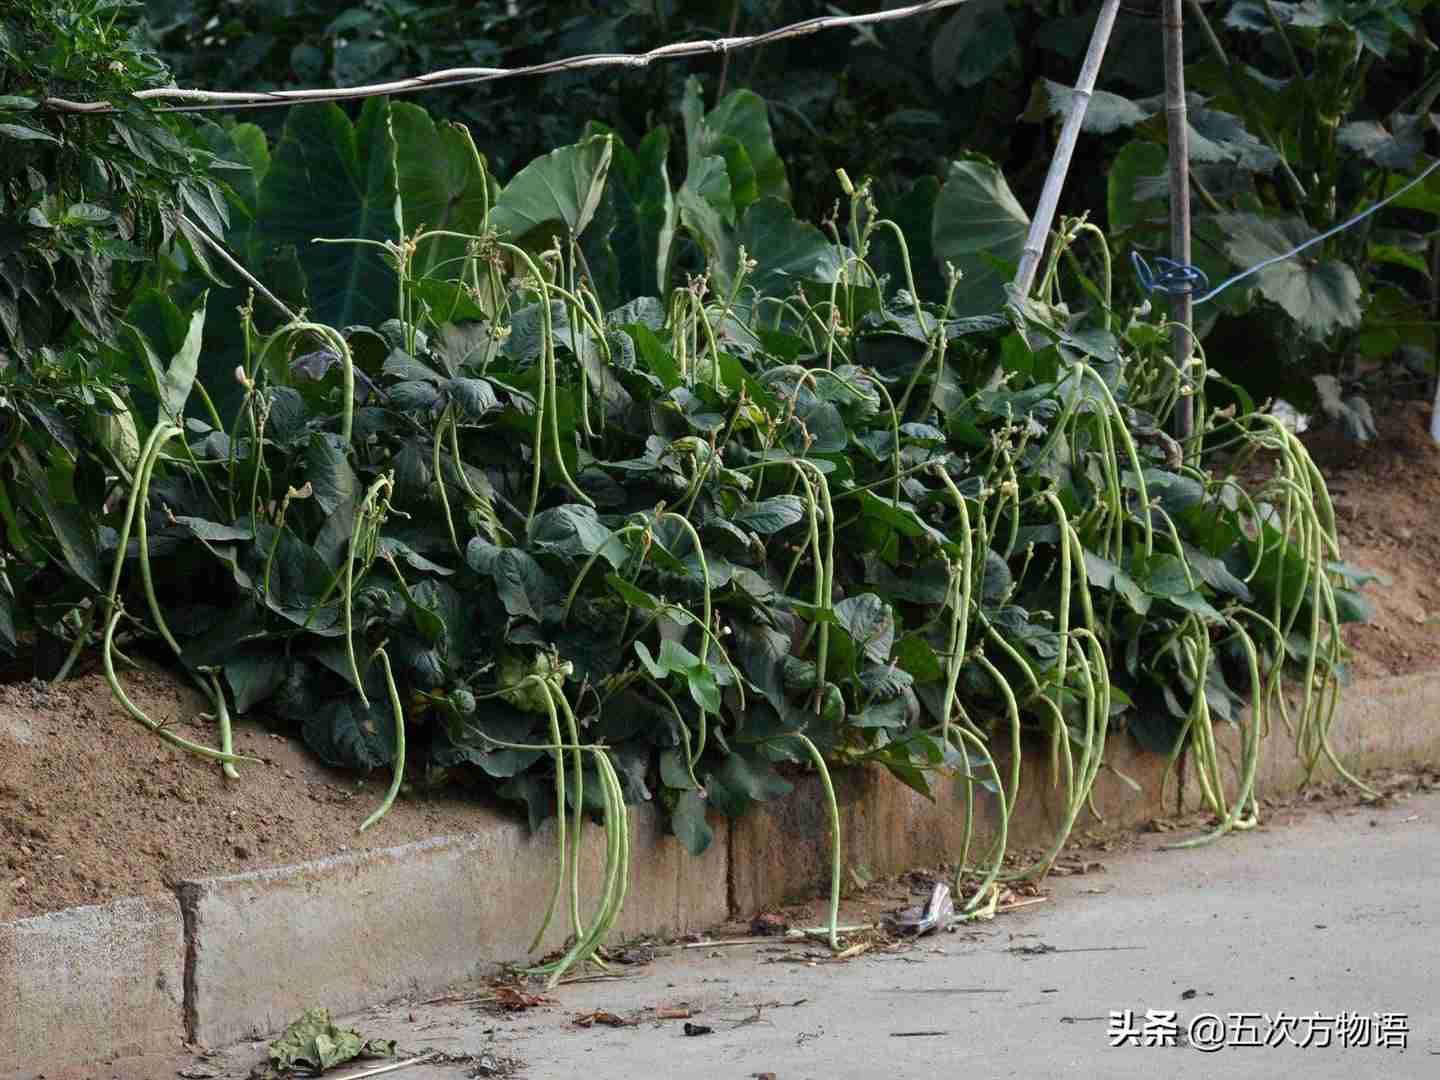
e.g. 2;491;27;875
1132;156;1440;306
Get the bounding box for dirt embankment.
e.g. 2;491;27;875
3;402;1437;921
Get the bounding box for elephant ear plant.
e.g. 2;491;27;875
1;93;1368;978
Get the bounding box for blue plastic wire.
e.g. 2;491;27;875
1132;156;1440;306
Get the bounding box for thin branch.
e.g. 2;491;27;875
184;215;298;322
39;1;966;115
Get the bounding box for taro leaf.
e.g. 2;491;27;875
303;693;397;768
732;494;806;535
258;98;401;329
932;159;1030;317
931;0;1017;91
1108;140;1168;233
701;87;789;210
833;593;895;665
391;102;493;281
676;153;736;287
1026;78;1155;134
669;789;713;855
737;198;843;297
704;749;793;819
1215;213;1363;338
224;647;289;713
529;504;623;566
266;1007;393;1074
490;134;613;245
587;124;677;301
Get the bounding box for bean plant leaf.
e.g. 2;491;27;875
304;693;398;768
224;648;289;713
670;789;714;855
1215;213;1364;338
932;158;1031;316
732;494;806;535
834;593;896;665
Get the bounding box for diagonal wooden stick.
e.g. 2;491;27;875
1012;0;1123;302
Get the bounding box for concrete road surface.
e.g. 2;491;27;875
100;786;1440;1079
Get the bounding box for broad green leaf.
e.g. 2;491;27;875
732;494;806;535
702;88;789;210
1132;553;1192;598
586;124;677;300
677;153;737;287
1026;79;1154;134
304;433;357;515
530;504;623;566
391;102;494;281
1337;116;1425;171
258;99;401;328
1215;213;1363;338
173;516;253;542
224;648;288;713
303;693;397;768
17;446;101;592
931;0;1017;91
833;593;896;665
670;789;713;854
1108;140;1168;233
490;134;613;244
1186;109;1279;172
266;1007;393;1074
705;749;792;818
736;198;843;296
1084;550;1151;614
932;159;1031;317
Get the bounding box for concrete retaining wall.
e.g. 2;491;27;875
4;670;1437;1078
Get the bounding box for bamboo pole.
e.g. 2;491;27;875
1164;0;1196;453
1011;0;1123;300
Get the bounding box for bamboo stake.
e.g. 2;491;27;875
1012;0;1123;300
1163;0;1196;454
